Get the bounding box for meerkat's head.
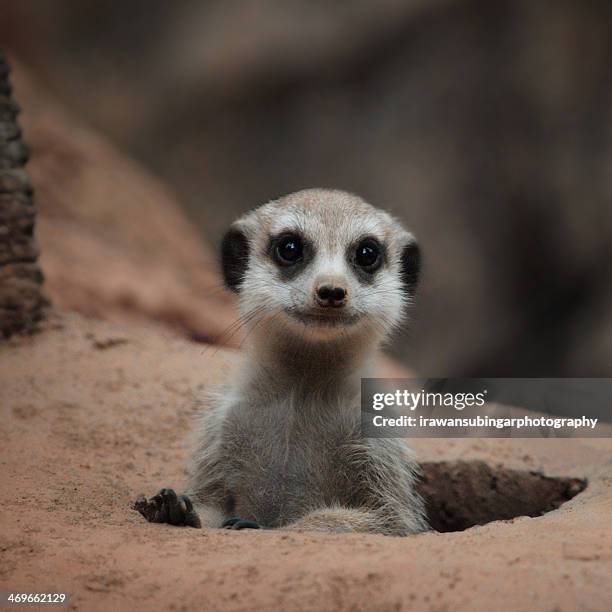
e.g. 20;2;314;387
221;189;420;346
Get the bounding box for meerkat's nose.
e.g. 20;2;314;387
316;284;347;308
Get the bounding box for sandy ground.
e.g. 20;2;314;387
1;312;611;611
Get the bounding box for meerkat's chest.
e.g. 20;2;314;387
220;402;365;526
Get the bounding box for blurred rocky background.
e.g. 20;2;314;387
1;0;611;376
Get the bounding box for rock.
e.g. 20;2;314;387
0;53;47;339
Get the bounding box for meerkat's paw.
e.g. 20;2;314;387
134;488;201;528
222;517;260;530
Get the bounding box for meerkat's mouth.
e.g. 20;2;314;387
284;307;360;327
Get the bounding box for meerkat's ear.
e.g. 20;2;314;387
399;236;421;295
221;224;250;292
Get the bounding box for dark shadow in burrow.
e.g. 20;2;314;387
417;460;587;533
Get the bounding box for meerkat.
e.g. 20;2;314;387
134;188;428;535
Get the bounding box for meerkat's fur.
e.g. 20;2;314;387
135;189;428;535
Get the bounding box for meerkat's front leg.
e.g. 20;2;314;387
134;488;202;527
133;488;226;529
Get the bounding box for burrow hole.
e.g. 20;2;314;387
417;460;587;532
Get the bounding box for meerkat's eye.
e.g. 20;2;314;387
355;239;382;272
274;234;304;266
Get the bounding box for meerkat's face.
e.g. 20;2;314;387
221;189;420;344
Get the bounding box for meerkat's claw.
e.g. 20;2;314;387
134;488;201;528
222;517;260;530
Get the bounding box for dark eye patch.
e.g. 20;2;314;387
267;231;313;280
274;234;304;266
349;236;386;283
355;239;383;271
